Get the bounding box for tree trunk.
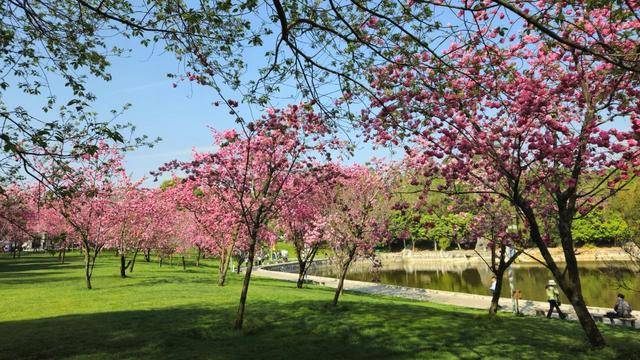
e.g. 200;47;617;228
144;249;151;262
572;292;605;345
295;245;319;289
489;270;505;317
557;264;606;347
195;247;202;267
519;201;605;347
159;256;163;267
129;249;139;273
554;258;605;346
235;256;244;274
182;256;186;270
218;254;231;286
332;251;356;306
218;259;229;286
120;254;127;278
234;234;258;330
218;242;235;286
58;248;66;264
556;212;605;347
83;244;93;290
296;263;307;289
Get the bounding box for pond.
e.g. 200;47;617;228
308;259;640;308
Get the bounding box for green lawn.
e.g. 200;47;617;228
1;252;639;360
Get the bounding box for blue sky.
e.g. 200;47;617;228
106;41;394;182
13;5;611;187
3;35;396;186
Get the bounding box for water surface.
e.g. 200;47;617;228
309;260;640;308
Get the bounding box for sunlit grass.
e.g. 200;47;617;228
1;252;638;359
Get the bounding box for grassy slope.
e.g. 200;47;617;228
0;252;638;360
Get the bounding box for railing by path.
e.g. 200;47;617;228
385;248;635;264
259;259;330;274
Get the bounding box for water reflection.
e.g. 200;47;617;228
309;260;640;308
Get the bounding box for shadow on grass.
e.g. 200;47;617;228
2;255;638;359
0;257;84;288
0;257;86;289
0;297;637;360
0;256;83;272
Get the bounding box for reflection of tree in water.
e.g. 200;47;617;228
512;264;640;307
602;260;640;294
310;261;640;308
369;257;382;283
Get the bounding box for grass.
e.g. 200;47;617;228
1;252;639;360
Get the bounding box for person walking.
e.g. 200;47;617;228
545;279;567;319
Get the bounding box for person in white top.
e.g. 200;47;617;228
489;276;503;309
489;276;497;294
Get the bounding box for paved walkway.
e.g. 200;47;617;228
253;266;639;329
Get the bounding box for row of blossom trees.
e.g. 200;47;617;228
149;0;639;347
4;146;182;289
13;96;610;337
4;0;636;349
5;90;633;343
158;104;395;329
2;103;396;331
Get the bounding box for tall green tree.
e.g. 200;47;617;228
610;179;640;238
572;211;629;245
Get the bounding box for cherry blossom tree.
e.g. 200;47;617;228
463;195;526;316
361;14;640;346
158;1;638;121
166;179;242;285
276;167;342;288
0;186;36;258
29;190;72;262
126;188;173;272
322;165;393;306
106;180;144;278
158;103;336;329
38;144;127;289
440;1;640;74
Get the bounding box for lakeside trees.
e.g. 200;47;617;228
351;2;640;343
158;104;341;330
276;168;340;288
3;0;639;350
322;165;393;306
466;197;526;316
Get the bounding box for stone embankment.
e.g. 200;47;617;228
379;247;634;265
